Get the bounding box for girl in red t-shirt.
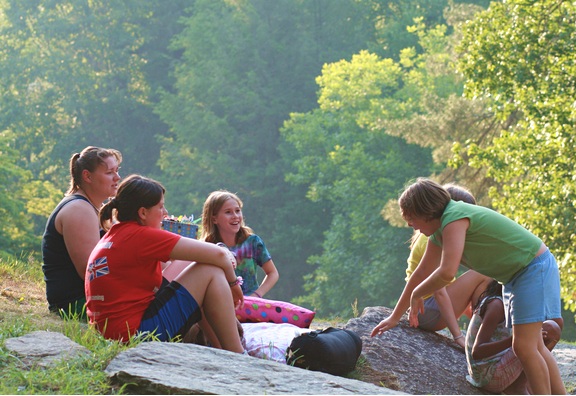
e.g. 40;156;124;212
85;174;244;353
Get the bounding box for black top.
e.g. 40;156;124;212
41;194;102;311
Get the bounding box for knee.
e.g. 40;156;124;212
183;262;223;278
543;320;562;350
551;317;564;331
511;338;535;362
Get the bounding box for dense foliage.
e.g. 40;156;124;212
458;0;576;311
0;0;574;320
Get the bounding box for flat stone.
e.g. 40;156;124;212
105;341;404;395
4;330;90;368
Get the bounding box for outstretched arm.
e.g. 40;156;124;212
409;219;468;326
371;239;442;337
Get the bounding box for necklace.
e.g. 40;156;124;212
76;189;101;213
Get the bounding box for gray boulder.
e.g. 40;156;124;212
347;306;487;395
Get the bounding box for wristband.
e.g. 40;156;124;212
228;276;243;287
453;333;464;341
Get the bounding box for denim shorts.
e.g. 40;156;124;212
138;279;202;341
503;249;561;326
417;297;442;330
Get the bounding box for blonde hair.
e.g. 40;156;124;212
201;190;253;244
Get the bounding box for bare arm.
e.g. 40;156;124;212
433;287;464;346
471;298;511;360
170;238;238;284
371;239;442;337
58;200;101;279
411;219;468;302
253;259;279;297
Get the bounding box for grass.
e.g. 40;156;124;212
0;256;132;395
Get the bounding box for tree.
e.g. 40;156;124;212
155;0;375;301
281;51;432;315
0;130;37;257
459;0;576;311
280;3;506;315
0;0;190;250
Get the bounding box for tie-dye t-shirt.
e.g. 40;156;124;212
230;234;272;295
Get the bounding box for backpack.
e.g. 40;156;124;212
285;327;363;376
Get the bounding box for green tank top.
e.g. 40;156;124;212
430;200;542;283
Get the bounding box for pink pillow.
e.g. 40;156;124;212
236;296;315;328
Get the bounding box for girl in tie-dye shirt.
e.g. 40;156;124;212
201;190;279;297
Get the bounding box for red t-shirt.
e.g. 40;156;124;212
85;221;180;341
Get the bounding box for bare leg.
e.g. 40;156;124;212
513;322;566;394
165;261;225;349
162;259;193;282
542;320;562;351
431;270;491;331
175;263;244;353
198;317;222;348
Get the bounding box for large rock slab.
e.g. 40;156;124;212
347;306;487;395
105;341;403;395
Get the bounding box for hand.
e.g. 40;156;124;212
371;316;399;337
453;334;465;348
231;284;244;310
409;296;424;328
216;242;238;269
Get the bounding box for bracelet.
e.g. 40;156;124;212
253;291;262;298
228;276;243;287
453;333;464;341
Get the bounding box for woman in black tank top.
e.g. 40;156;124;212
41;146;122;318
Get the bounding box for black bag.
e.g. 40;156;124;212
285;327;362;375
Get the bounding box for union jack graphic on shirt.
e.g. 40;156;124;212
87;256;109;282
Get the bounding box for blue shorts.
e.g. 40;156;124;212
138;278;202;341
503;249;561;326
417;297;442;330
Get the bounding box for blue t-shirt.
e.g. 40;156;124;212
230;234;272;295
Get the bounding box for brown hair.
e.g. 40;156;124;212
409;181;476;247
444;183;476;205
99;174;164;230
67;146;122;194
400;178;451;222
201;190;253;244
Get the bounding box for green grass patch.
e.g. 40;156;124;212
0;314;133;395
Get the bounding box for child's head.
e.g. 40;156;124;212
201;190;252;243
473;279;502;316
399;178;451;222
408;181;476;245
444;183;476;205
99;174;165;229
